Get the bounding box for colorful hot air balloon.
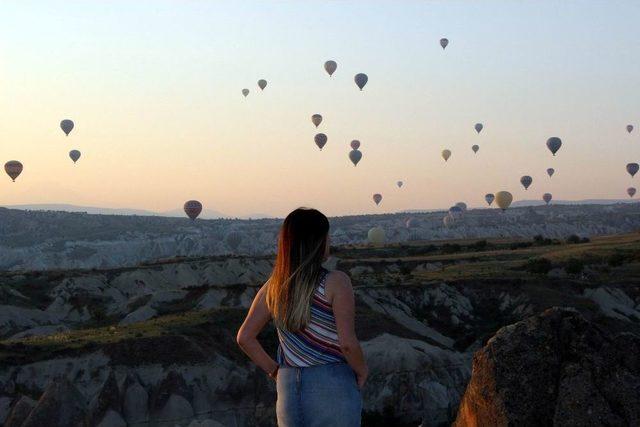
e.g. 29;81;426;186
354;73;368;91
60;119;74;136
546;137;562;156
373;193;382;205
225;232;243;251
349;149;362;166
311;114;323;128
495;191;513;211
183;200;203;220
485;193;495;206
350;140;360;150
628;187;637;198
442;149;452;162
627;125;634;134
397;181;403;188
520;175;533;190
69;150;81;163
324;60;337;77
242;89;249;97
543;193;552;205
314;133;327;150
4;161;23;182
258;79;267;90
474;123;483;134
367;226;385;245
627;163;639;177
547;168;555;177
440;38;449;49
472;145;479;154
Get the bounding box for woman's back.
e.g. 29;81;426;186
276;269;346;367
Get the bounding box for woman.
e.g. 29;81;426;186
237;208;368;427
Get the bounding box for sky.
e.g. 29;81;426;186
0;0;639;217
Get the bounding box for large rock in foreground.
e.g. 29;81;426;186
454;307;640;427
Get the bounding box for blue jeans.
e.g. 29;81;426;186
276;363;362;427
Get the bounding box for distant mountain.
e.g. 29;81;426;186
512;199;637;207
4;204;159;216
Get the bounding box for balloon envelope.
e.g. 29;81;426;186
242;89;249;97
485;193;495;206
627;125;634;133
258;79;267;90
547;168;555;177
60;119;74;136
324;60;337;76
520;175;533;190
448;206;463;219
627;163;639;177
69;150;81;163
455;202;467;212
472;145;479;153
350;140;360;150
311;114;323;128
373;193;382;205
546;137;562;156
368;226;385;245
4;161;23;182
397;181;403;188
628;187;637;198
474;123;483;134
495;191;513;211
183;200;203;220
354;73;368;90
543;193;552;205
442;149;451;162
349;149;362;166
440;38;449;49
314;133;328;150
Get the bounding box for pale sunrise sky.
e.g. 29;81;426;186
1;1;639;217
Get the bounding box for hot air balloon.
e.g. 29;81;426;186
4;161;23;182
324;60;337;77
367;226;385;245
183;200;203;220
485;193;495;206
69;150;81;163
440;38;449;49
311;114;323;128
314;133;327;150
349;149;362;166
455;202;467;212
547;168;555;177
628;187;637;198
449;206;463;219
373;193;382;205
627;163;639;177
397;181;403;188
350;140;360;150
627;125;634;134
474;123;483;134
60;119;74;136
495;191;513;211
546;137;562;156
520;175;533;190
258;79;267;90
443;214;454;228
472;145;479;154
225;232;243;251
354;73;368;91
242;89;249;97
543;193;552;205
442;149;451;162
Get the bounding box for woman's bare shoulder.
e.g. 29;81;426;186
324;270;353;298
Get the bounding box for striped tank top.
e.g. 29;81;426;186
276;269;346;367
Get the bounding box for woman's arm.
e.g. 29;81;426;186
236;283;279;378
328;271;369;388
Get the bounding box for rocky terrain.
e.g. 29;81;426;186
1;202;639;271
0;231;639;426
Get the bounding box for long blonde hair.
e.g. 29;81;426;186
266;208;329;332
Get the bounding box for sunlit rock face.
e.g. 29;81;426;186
454;308;640;427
